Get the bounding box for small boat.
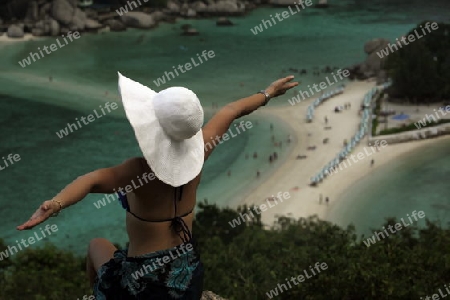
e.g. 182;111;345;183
78;0;93;8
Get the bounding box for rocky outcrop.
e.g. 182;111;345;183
201;291;227;300
120;12;156;29
216;17;233;26
0;0;250;38
103;19;126;32
51;0;74;25
347;38;390;81
69;8;87;31
85;18;103;30
181;27;200;36
7;24;24;38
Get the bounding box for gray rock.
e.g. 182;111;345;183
376;70;388;85
201;291;227;300
60;27;70;35
34;20;50;35
49;18;60;36
270;0;297;6
214;0;244;14
167;1;181;13
104;19;126;31
192;1;208;12
186;8;197;17
52;0;75;25
39;3;52;19
67;0;78;7
69;8;87;31
150;11;166;22
120;12;156;29
85;18;103;30
364;38;390;54
84;8;98;19
32;27;46;36
181;27;199;36
216;17;233;26
180;3;189;16
7;24;24;38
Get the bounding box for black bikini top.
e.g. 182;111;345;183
117;185;193;243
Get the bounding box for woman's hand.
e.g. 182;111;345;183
17;200;59;230
265;75;299;98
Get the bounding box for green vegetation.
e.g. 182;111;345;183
1;202;450;299
384;22;450;103
371;92;382;136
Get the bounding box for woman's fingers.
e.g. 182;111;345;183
17;202;53;230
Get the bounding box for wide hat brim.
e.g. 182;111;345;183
117;72;204;187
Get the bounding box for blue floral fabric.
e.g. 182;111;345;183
93;241;204;299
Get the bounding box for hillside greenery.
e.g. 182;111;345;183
1;202;450;299
384;21;450;103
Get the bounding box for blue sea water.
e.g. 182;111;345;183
0;0;449;255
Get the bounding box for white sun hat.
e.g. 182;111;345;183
117;72;205;187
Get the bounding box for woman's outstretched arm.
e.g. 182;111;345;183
202;75;298;160
17;157;143;230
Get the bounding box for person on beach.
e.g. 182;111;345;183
325;197;329;205
17;74;298;299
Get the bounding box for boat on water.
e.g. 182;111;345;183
78;0;93;7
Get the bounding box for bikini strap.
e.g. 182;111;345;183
171;185;193;243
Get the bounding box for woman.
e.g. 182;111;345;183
17;73;298;299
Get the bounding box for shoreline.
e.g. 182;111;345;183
236;81;450;227
0;33;37;43
325;134;450;224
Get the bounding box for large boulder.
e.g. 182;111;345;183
167;1;181;13
186;8;197;17
39;3;52;19
49;18;60;36
192;1;208;13
34;19;59;36
120;12;156;29
104;19;126;31
7;24;24;38
216;17;233;26
32;28;46;36
150;11;166;22
181;27;199;36
69;8;87;31
52;0;75;25
213;0;244;14
364;38;390;54
346;38;391;80
85;18;103;30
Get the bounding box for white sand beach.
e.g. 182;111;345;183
238;81;450;226
0;33;37;43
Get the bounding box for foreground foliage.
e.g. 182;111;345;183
1;203;450;299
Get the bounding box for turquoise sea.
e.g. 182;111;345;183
1;0;449;255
